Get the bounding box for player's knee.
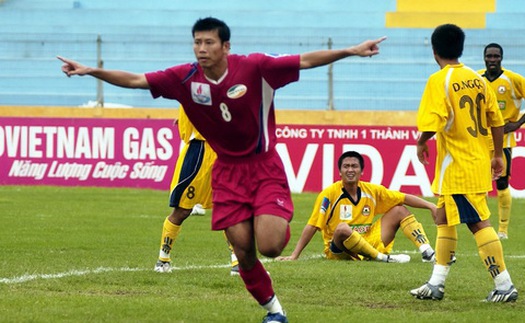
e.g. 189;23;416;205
496;177;509;190
259;244;284;258
392;205;410;216
258;234;287;257
334;222;351;234
331;223;354;247
383;205;410;223
168;207;192;224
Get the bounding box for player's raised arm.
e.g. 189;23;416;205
57;56;150;89
299;36;386;69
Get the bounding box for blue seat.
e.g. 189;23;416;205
0;0;524;110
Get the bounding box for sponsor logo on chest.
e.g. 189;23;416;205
227;84;248;99
191;82;212;105
339;204;352;220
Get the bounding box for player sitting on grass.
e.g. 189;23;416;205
278;150;436;263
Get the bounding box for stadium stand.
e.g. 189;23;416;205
386;0;495;29
0;0;524;110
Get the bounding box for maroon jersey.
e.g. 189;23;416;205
146;53;300;159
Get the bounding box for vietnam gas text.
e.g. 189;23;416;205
0;117;179;189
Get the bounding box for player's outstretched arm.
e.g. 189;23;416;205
276;224;318;261
299;36;387;69
57;56;150;89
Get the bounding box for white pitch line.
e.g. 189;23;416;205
0;253;521;285
0;267;144;285
396;250;525;259
0;255;325;285
0;264;241;285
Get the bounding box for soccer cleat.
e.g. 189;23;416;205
386;254;411;263
154;260;172;273
421;249;435;263
230;264;240;276
498;232;508;240
410;282;445;300
190;204;206;216
262;312;288;323
485;286;518;303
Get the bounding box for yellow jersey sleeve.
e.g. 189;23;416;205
417;71;450;133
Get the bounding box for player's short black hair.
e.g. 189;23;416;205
192;17;231;43
338;151;364;170
431;24;464;59
484;43;504;58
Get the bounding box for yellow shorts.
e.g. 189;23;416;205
326;219;394;260
437;193;490;226
169;139;216;210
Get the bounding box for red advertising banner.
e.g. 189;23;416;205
0;117;180;190
275;125;525;197
1;118;524;197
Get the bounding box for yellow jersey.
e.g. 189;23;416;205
418;63;504;195
307;180;405;256
479;68;525;148
177;105;206;143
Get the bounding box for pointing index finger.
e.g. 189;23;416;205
376;36;387;44
56;55;69;63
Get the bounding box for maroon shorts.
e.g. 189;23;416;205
210;149;294;230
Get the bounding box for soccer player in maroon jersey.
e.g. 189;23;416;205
58;17;386;322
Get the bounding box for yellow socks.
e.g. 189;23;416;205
400;214;430;249
435;225;457;266
158;217;181;262
343;231;379;260
475;226;507;278
427;225;457;286
497;188;511;235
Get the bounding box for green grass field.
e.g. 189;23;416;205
0;185;523;322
